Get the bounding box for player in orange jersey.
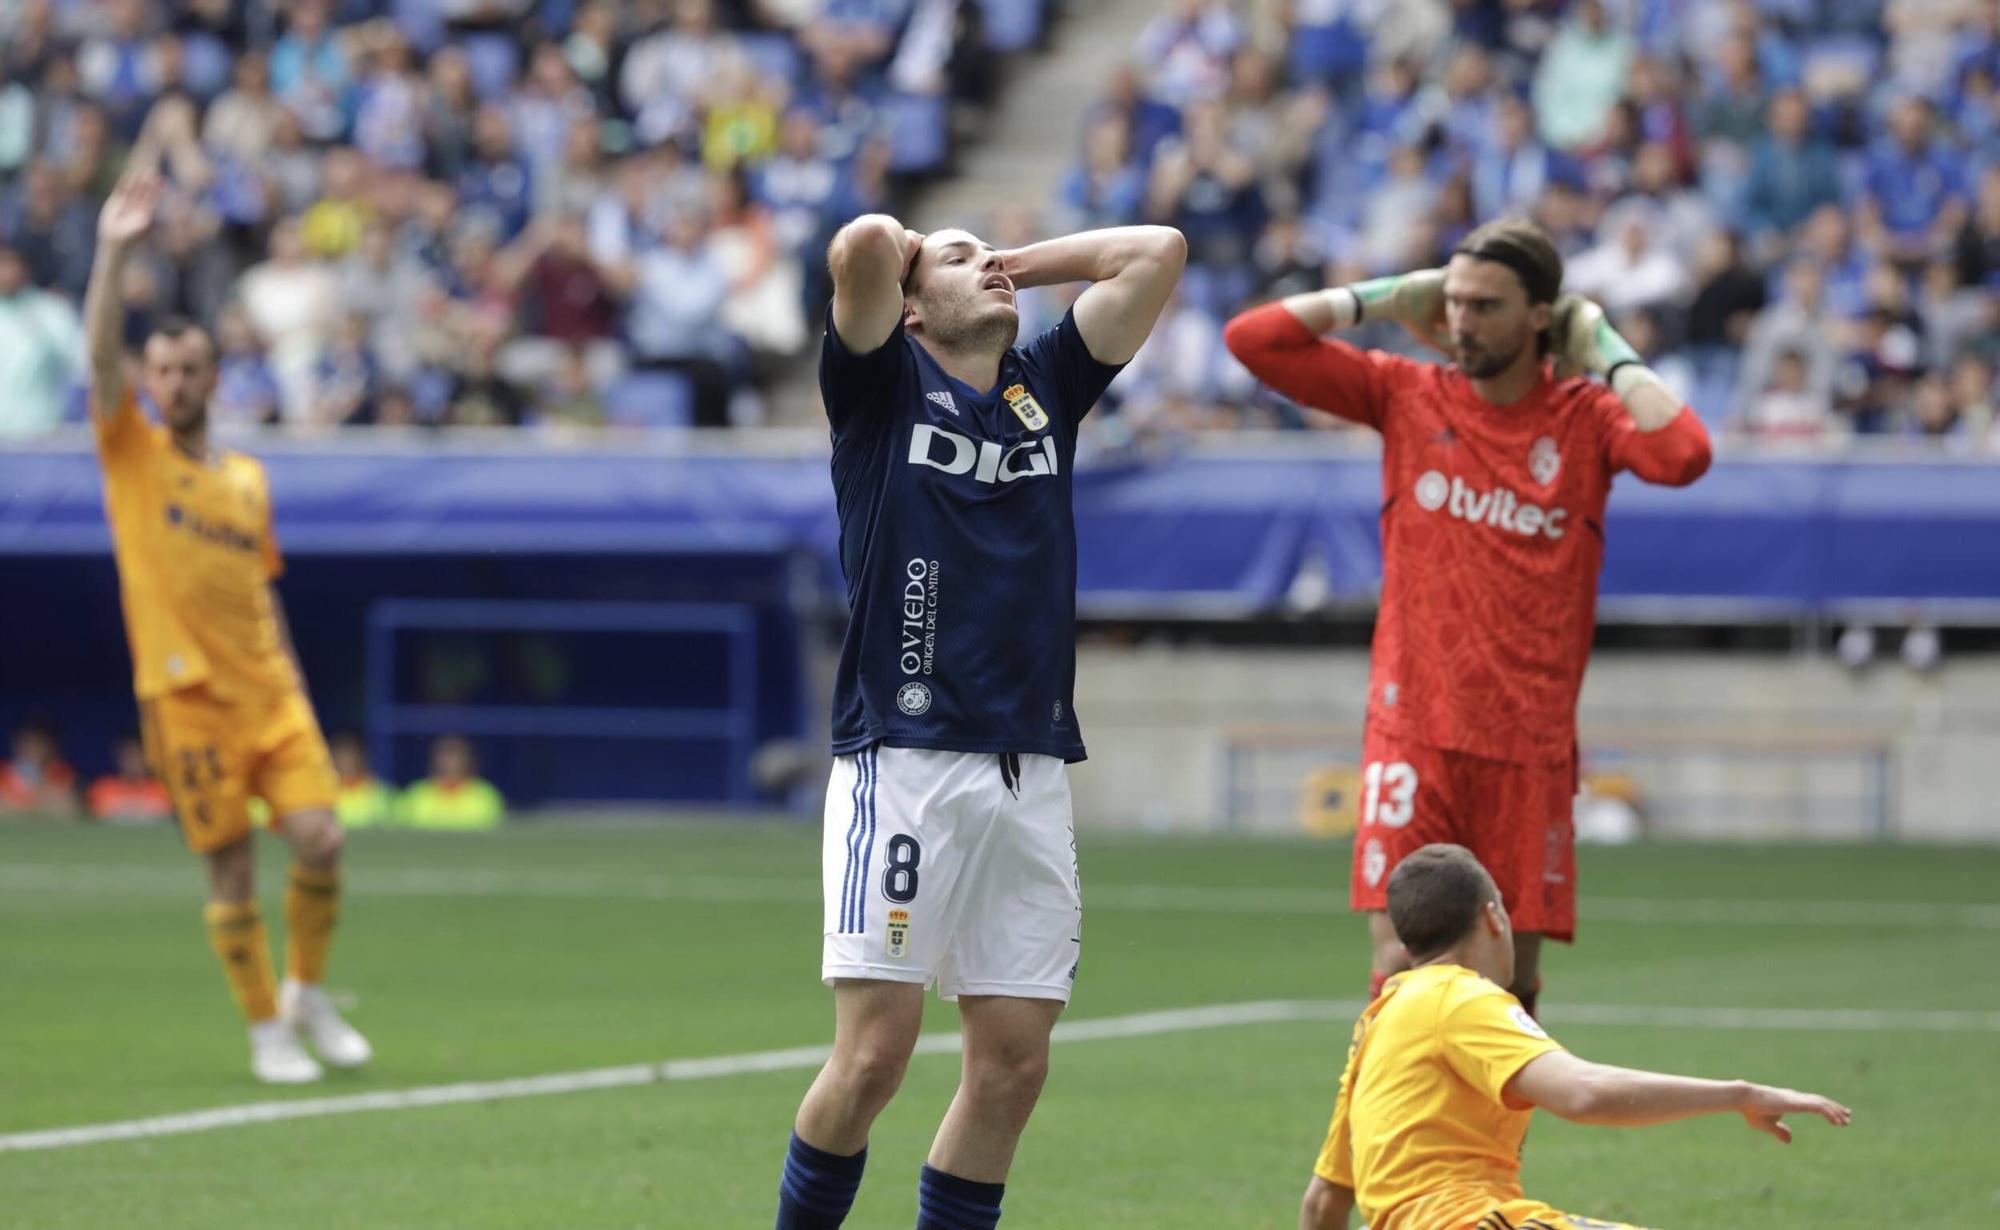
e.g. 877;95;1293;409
83;165;371;1083
1300;844;1850;1230
1225;218;1714;1017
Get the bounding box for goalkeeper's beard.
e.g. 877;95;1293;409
1455;331;1530;380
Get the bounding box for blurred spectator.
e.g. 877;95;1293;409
493;211;624;393
1955;164;2000;290
0;720;80;815
1951;355;1999;447
338;219;433;382
708;167;807;359
1054;113;1148;234
1134;0;1242;110
1745;347;1834;440
77;0;163;139
1473;94;1569;221
238;216;338;420
1861;96;1971;264
202;50;282;167
0;243;85;438
458;103;534;241
1145;99;1265;271
1740;259;1841;418
1532;0;1634;151
1564;201;1688;315
398;736;504;830
625;209;738;426
269;0;352;144
331;734;394;828
1741;89;1841;248
301;146;373;259
2;161;96;299
211;301;283;427
308;311;378;427
423;46;479;182
351;25;427;173
85;737;171;824
621;0;735;148
1920;259;1994;372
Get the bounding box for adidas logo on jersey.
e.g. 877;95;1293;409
1413;471;1568;539
908;424;1059;485
926;390;958;415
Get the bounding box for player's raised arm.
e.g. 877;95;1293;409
827;213;924;355
998;225;1187;365
1221;270;1444;429
83;168;165;420
1550;294;1713;486
1505;1049;1852;1141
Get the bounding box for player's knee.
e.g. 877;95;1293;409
291;812;343;868
964;1041;1050;1107
829;1040;913;1108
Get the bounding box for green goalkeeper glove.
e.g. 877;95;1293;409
1346;269;1448;351
1549;293;1644;381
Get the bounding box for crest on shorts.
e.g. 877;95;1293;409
1528;435;1561;486
886;908;910;959
1003;383;1049;432
1362;838;1387;888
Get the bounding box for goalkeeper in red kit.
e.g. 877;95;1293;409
1222;218;1712;1016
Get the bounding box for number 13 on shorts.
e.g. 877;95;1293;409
1361;760;1418;829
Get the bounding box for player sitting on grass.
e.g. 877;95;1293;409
83;164;369;1084
1300;843;1851;1230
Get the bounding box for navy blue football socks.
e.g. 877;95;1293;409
775;1132;867;1229
915;1163;1005;1230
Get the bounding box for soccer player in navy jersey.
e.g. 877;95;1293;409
772;216;1185;1230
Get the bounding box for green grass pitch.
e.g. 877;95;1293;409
3;820;1997;1228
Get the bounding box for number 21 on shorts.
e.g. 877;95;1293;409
1361;761;1418;828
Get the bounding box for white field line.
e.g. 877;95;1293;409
5;863;2000;930
0;1000;1347;1155
5;996;1999;1156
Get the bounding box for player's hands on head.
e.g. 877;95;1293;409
901;228;926;287
98;168;164;248
1549;294;1642;381
1737;1082;1852;1144
1351;269;1449;354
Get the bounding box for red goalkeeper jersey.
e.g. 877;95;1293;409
1225;303;1712;766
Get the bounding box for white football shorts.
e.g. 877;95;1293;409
821;745;1081;1002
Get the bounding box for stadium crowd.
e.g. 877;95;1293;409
0;0;1018;433
0;0;1993;447
1063;0;2000;448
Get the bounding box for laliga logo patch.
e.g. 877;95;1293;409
1509;1005;1550;1039
896;681;932;716
1003;383;1049;432
1529;435;1561;486
886;908;911;959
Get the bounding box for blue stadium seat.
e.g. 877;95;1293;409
604;371;696;429
737;32;803;86
462;33;522;101
883;90;948;174
979;0;1045;52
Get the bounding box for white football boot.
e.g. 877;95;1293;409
279;979;374;1070
249;1017;324;1084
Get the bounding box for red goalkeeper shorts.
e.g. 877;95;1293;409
1348;727;1579;941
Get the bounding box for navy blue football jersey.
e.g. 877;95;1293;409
822;306;1125;762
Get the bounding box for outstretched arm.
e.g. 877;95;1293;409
999;225;1186;366
84;169;164;419
1506;1050;1851;1142
827;213;923;355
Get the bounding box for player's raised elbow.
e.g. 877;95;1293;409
1633;408;1713;487
1140;225;1188;273
1222;301;1298;368
828;214;905;280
